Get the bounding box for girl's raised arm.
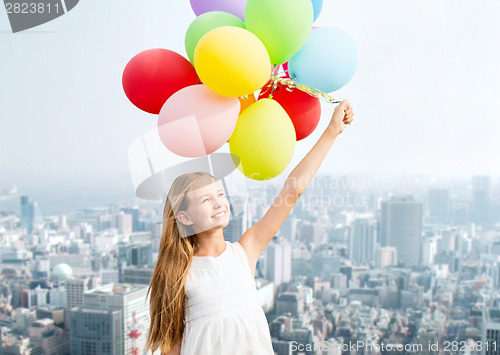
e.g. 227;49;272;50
239;100;354;265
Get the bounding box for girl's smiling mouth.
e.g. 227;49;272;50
212;210;227;218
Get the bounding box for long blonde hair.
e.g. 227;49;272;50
146;171;215;353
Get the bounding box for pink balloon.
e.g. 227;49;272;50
158;84;240;158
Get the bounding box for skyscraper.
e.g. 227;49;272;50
348;218;377;266
122;266;154;285
118;242;153;282
380;195;423;267
312;250;341;280
279;215;298;242
472;175;491;225
223;212;245;243
438;229;457;253
265;240;292;290
83;283;150;354
482;308;500;355
66;276;101;310
150;221;162;253
428;189;450;221
375;246;398;269
223;195;250;243
69;308;123;355
20;195;35;233
114;212;133;235
121;207;140;232
20;195;42;233
421;236;437;267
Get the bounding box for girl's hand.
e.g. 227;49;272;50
329;99;354;135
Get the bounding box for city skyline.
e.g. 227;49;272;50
1;0;500;212
1;168;499;354
1;171;499;217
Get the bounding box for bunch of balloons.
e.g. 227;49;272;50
122;0;357;181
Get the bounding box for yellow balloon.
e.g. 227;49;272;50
229;99;296;180
194;26;271;97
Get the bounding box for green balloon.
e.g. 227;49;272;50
245;0;313;65
185;11;245;64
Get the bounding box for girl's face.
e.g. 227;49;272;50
176;179;230;233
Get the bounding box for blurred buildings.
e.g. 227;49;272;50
0;173;498;354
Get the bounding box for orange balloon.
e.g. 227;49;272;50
227;94;258;143
238;94;256;114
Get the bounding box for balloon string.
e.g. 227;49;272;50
272;64;280;76
259;73;341;104
265;65;281;100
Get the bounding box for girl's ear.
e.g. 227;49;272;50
176;211;194;226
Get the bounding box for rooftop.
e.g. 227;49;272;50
86;283;146;295
31;319;54;327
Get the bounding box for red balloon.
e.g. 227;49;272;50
122;49;200;114
259;81;321;141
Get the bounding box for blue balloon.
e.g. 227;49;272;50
311;0;323;22
288;27;357;93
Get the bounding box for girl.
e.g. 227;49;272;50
146;100;354;355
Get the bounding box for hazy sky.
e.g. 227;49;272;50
1;0;499;210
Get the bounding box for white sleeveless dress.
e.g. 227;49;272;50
181;241;274;355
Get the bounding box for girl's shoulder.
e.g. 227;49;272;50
188;241;247;270
185;241;249;292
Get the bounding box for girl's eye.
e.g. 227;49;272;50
219;193;225;197
202;198;209;203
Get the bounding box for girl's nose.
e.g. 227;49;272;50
213;200;222;209
213;192;227;208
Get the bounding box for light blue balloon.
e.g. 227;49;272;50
311;0;323;22
288;27;358;93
